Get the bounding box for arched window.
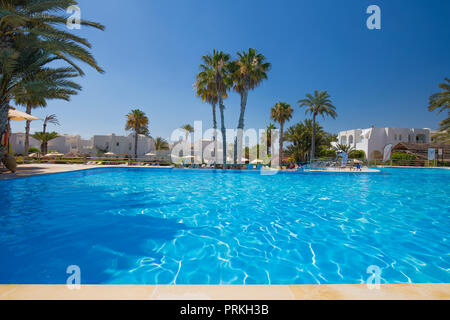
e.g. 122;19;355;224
349;135;354;145
341;136;347;145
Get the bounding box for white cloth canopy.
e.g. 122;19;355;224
8;109;40;121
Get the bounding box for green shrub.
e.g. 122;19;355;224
349;150;366;159
391;152;418;161
319;149;337;158
28;147;40;154
391;152;419;166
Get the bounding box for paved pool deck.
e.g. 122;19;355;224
0;163;169;180
0;284;448;300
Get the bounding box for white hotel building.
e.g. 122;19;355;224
10;133;156;157
334;127;431;160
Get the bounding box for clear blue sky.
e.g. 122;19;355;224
11;0;450;140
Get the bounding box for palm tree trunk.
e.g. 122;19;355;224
219;99;226;165
0;32;14;161
234;90;248;164
311;114;316;161
24;104;32;157
212;102;218;164
134;131;138;160
279;123;284;167
0;101;9;160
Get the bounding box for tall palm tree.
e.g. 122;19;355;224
125;109;149;160
14;61;81;156
181;124;194;141
232;48;271;163
154;137;169;151
195;66;219;161
429;78;449;132
199;50;233;165
31;131;59;155
271;102;293;166
0;0;104;160
42;114;60;135
265;123;277;156
298;91;337;160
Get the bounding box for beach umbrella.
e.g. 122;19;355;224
241;157;249;162
104;152;115;156
251;159;264;164
353;159;363;164
145;152;156;156
28;153;40;157
8;109;40;121
45;152;64;157
5;107;40;154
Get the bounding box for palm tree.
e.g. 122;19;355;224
0;0;104;160
125;109;149;160
232;48;271;163
42;114;60;135
199;50;233;165
195;66;219;161
285;120;335;162
271;102;293;166
333;143;355;154
181;124;194;141
265;123;277;156
429;78;449;132
14;61;81;156
298;91;337;160
31;132;59;155
154;137;169;151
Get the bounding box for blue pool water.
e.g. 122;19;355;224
0;167;449;285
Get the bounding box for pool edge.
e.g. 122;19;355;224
1;283;449;300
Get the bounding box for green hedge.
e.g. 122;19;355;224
348;150;366;159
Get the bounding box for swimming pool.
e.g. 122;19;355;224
0;167;449;285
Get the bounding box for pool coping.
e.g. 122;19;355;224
0;284;449;300
0;164;383;181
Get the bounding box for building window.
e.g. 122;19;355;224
341;136;347;145
399;134;402;141
349;135;354;145
116;142;119;147
394;134;397;141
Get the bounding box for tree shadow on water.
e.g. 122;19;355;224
0;214;189;284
